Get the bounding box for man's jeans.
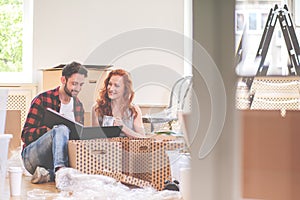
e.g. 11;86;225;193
22;125;70;178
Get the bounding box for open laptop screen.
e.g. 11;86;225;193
44;108;122;140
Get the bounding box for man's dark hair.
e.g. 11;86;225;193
62;61;88;79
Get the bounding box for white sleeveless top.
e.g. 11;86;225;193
60;98;75;122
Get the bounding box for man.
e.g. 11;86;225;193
21;61;88;184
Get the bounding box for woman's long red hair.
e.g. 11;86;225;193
94;69;137;119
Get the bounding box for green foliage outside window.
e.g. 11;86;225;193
0;0;23;72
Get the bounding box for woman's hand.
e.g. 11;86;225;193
113;117;124;127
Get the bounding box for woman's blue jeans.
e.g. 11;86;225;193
21;125;70;177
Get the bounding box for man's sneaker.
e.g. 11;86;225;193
31;166;50;184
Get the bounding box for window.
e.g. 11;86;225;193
235;1;284;76
0;0;32;83
0;0;22;72
261;13;268;30
248;13;257;30
236;13;245;32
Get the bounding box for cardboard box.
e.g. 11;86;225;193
68;136;185;190
112;137;184;190
68;139;122;174
97;170;152;188
5;110;21;157
119;138;152;181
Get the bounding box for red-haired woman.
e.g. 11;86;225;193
91;69;145;138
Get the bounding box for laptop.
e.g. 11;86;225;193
0;89;8;134
44;108;122;140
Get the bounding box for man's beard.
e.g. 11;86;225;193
64;84;74;97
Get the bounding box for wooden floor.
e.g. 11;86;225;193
1;175;58;200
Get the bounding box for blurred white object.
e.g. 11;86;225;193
7;147;31;177
180;167;191;200
0;89;8;135
0;134;12;194
166;150;191;184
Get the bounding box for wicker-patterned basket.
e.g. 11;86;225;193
236;76;300;112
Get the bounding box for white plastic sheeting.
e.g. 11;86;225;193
27;168;183;200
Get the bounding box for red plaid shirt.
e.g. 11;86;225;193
21;86;85;150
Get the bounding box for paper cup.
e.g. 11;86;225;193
0;134;12;194
8;167;23;196
102;115;115;126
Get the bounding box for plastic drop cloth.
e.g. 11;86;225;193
8;146;183;199
48;168;182;200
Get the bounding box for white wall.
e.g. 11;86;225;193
32;0;185;106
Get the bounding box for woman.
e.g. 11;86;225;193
92;69;145;138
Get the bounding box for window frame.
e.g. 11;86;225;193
0;0;33;84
